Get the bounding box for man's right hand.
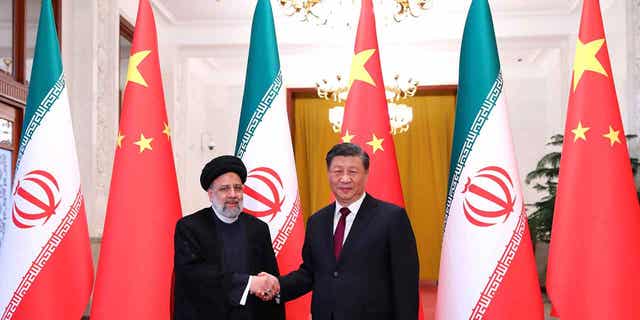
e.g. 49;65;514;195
250;272;280;301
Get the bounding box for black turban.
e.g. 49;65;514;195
200;155;247;190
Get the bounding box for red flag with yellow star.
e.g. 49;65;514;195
546;0;640;318
341;1;424;318
89;0;182;319
342;0;403;206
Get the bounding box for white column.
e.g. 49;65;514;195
62;0;119;243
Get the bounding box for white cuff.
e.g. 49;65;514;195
239;275;253;305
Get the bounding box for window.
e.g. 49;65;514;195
25;0;42;81
0;0;61;92
0;0;61;182
0;118;12;146
0;100;20;179
0;1;13;76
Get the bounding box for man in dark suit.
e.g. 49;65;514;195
173;155;284;320
278;143;420;320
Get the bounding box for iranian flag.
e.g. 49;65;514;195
435;1;543;319
0;1;93;319
235;0;311;318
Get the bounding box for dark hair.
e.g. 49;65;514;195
325;143;370;170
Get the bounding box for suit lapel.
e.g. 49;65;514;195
319;203;338;266
338;194;378;265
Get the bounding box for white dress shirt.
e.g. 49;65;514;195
333;192;366;244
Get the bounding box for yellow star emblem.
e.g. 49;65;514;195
573;38;607;92
571;121;590;142
116;132;125;148
348;49;376;88
162;122;171;138
126;50;152;88
603;126;621;146
133;133;153;153
342;130;355;143
366;133;384;154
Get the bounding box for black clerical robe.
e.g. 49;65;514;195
174;207;284;320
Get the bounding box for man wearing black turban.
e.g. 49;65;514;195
173;155;284;320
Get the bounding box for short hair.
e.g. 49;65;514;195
325;143;370;170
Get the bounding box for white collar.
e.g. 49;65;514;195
335;192;366;215
211;205;239;224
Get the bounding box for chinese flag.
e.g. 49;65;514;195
341;1;424;318
89;0;182;319
546;0;640;319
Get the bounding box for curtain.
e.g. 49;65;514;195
292;88;456;281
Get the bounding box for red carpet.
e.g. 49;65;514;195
421;282;437;320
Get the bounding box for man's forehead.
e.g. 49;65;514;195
330;156;364;167
213;171;243;185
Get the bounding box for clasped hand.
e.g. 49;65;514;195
249;272;280;301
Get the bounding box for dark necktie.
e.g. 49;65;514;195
334;207;351;259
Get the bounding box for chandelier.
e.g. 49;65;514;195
278;0;433;26
317;73;417;135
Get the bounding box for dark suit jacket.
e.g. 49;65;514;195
173;208;285;320
280;194;419;320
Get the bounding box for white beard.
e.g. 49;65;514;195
211;198;243;219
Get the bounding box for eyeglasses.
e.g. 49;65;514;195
213;184;244;194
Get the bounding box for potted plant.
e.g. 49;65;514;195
525;134;640;288
525;135;562;245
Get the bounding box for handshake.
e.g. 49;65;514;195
249;272;280;302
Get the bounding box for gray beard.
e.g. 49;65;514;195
211;199;243;219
